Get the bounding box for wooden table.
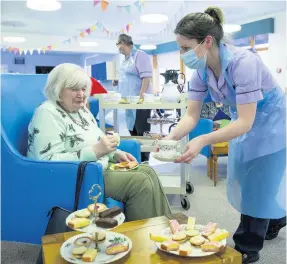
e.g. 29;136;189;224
42;213;241;264
209;142;229;187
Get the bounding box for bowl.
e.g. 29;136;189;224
127;96;140;104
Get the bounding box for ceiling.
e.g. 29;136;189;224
1;0;286;54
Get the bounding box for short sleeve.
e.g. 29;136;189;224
232;53;263;105
135;51;152;78
188;70;208;101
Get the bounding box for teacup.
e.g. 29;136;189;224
156;140;178;158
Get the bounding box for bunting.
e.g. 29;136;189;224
1;21;132;55
93;0;145;13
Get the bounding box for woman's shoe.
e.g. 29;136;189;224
265;222;286;240
242;253;260;264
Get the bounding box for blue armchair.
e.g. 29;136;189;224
1;74;141;245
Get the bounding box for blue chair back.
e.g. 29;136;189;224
1;74;48;155
189;118;213;158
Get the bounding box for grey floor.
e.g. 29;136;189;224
2;110;286;264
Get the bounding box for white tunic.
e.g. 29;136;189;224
27;100;115;169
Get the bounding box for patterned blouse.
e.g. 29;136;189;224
27;100;115;170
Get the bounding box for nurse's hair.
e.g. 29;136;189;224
118;34;134;46
44;63;91;102
174;6;224;45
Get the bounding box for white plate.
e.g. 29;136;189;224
60;232;132;264
154;224;227;258
66;211;125;233
153;153;181;162
109;163;139;172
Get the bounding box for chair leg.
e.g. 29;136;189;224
213;156;218;186
207;158;213;179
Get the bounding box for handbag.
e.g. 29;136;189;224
36;161;93;264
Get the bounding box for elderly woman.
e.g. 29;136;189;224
27;63;171;221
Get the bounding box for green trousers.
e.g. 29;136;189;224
103;164;172;221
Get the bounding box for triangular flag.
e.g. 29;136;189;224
101;1;109;12
126;24;130;32
13;48;19;55
86;28;91;35
80;32;85;38
134;1;141;11
41;47;46;54
124;5;131;13
23;50;28;55
140;0;145;7
64;39;72;44
37;48;41;54
8;47;13;52
73;36;78;42
52;44;57;49
91;25;96;31
47;45;52;51
19;48;23;55
29;49;34;55
93;0;100;6
117;6;122;12
121;29;125;33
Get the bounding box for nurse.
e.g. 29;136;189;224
113;34;152;161
165;6;286;264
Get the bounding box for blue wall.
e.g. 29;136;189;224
1;51;86;73
137;18;274;55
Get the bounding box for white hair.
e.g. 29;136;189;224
44;63;92;102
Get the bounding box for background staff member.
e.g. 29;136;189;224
113;34;152;162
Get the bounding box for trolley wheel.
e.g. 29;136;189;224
180;195;191;210
186;182;194;194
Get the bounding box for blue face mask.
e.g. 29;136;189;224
181;42;207;69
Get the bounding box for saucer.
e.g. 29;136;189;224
153;153;181;162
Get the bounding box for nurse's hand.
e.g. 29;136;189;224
114;150;136;162
175;137;205;163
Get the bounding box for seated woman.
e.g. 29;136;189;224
27;63;171;221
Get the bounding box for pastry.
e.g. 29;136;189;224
149;233;169;243
87;203;107;213
114;162;129;169
189;235;206;246
126;161;138;169
201;222;217;238
160;240;180;251
91;231;106;242
179;245;192;256
99;206;122;218
208;229;230;242
168;219;181;234
172;232;187;243
72;246;88;255
68;218;90;229
201;241;224;253
82;248;98;262
106;243;129;255
75;209;91;218
74;237;92;247
186;229;200;238
186;217;196;230
95;218;118;228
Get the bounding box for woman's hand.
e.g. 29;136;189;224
114;150;136;163
175;137;205;163
93;135;118;159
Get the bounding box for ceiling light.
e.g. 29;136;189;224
26;0;61;11
80;42;99;47
223;24;241;33
140;44;157;50
3;36;26;43
140;14;168;24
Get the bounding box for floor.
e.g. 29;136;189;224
1;110;286;264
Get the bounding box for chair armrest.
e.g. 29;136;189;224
118;139;141;163
88;97;99;118
1;138;105;243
